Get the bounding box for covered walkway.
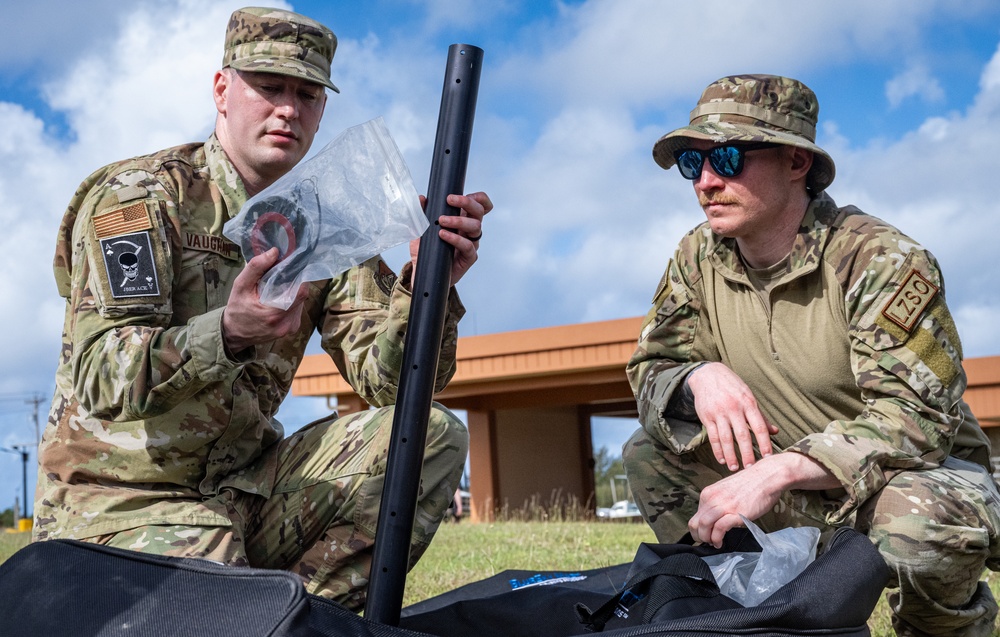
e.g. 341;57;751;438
292;317;1000;522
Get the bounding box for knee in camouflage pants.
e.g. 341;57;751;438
92;403;468;612
622;427;1000;637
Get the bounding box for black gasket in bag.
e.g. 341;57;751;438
242;183;321;289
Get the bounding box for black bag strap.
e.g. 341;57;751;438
575;552;720;632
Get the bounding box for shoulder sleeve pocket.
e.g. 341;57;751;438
854;252;935;352
638;267;696;347
853;251;963;401
85;198;172;317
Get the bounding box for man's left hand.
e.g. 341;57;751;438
409;191;493;287
688;452;839;547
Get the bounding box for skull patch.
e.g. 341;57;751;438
99;231;161;299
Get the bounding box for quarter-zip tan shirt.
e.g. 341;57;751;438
628;193;990;524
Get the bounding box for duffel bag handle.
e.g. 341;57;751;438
574;553;721;632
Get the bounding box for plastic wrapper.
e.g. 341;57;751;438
223;117;428;309
702;516;820;607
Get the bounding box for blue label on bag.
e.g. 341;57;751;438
509;572;586;590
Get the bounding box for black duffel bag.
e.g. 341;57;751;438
400;526;889;637
0;539;385;637
0;526;888;637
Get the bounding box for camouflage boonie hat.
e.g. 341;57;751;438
223;7;339;93
653;74;835;192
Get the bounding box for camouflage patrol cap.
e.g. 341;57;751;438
653;74;835;192
223;7;339;93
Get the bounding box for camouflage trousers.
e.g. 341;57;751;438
623;427;1000;637
89;403;468;612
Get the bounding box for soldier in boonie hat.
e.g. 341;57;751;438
652;74;834;192
626;72;1000;637
223;6;340;93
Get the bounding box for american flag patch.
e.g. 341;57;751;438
93;202;152;239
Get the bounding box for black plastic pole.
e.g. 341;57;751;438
364;43;483;626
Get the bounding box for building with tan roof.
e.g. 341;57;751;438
293;317;1000;522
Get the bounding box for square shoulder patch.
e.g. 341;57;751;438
881;268;938;332
99;231;161;298
88;200;168;306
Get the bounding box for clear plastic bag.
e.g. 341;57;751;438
223;117;428;309
701;516;820;607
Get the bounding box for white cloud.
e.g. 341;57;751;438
415;0;518;32
317;33;442;161
0;104;70;394
954;302;1000;358
0;1;248;401
461;2;1000;339
823;42;1000;357
886;65;946;108
44;1;248;164
981;48;1000;92
0;0;126;72
2;0;1000;509
495;0;966;110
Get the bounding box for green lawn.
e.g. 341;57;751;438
0;531;28;564
405;520;895;634
4;523;999;636
402;519;656;606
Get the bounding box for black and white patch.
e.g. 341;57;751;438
99;231;161;299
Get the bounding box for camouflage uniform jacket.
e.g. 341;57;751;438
36;135;464;540
628;192;990;524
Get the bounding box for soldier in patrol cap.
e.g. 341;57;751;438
624;74;999;636
35;6;492;611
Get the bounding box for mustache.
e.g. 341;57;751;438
699;194;740;207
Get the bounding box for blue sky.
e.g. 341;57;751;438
2;0;1000;516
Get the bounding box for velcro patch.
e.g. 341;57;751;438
99;231;161;299
93;202;152;238
881;269;938;332
115;184;148;204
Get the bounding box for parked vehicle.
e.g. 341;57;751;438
595;499;640;519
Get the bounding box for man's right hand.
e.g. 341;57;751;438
222;248;309;355
685;362;779;471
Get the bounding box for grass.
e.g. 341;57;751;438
0;530;28;564
406;520;1000;636
403;519;654;606
4;522;1000;636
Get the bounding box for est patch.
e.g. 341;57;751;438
98;231;161;299
881;268;938;332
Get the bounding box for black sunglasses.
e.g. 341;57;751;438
673;142;780;180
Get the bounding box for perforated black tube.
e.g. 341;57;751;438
364;43;483;626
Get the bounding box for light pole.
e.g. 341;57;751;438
1;445;30;522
